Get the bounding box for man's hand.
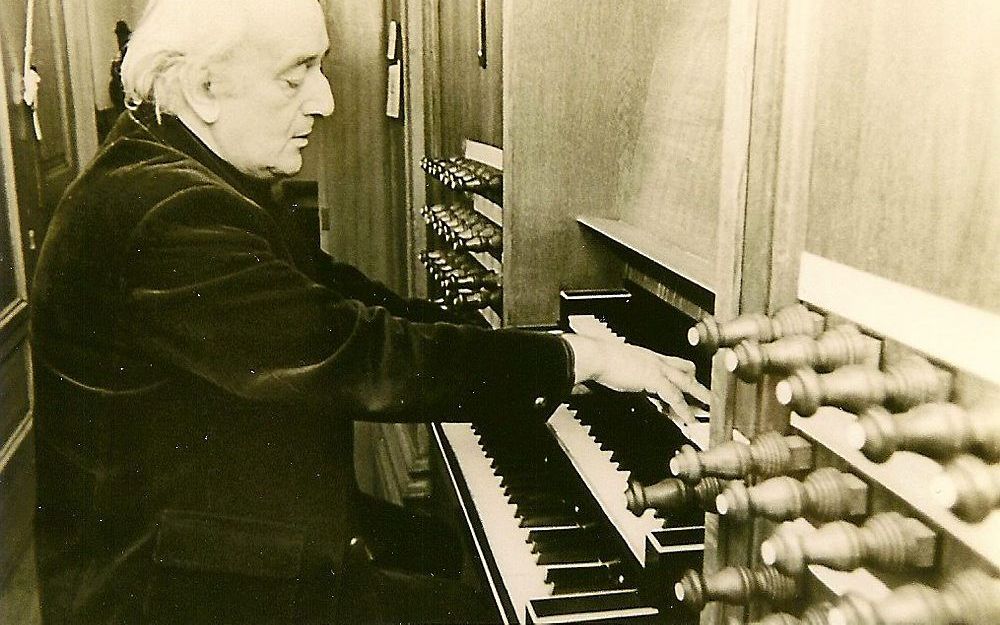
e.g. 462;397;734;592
562;332;712;424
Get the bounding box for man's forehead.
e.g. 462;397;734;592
241;0;329;65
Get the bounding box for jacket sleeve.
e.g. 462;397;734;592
315;256;467;324
119;184;573;423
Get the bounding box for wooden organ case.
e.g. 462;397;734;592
382;1;1000;623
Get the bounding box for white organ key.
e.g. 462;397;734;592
439;422;553;621
567;315;626;342
547;406;664;565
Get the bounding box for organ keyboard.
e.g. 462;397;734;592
432;290;711;623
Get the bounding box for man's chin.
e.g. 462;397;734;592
263;160;304;179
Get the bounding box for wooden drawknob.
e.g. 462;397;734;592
626;476;725;516
850;403;1000;463
931;454;1000;522
725;324;878;383
775;356;951;417
716;467;868;522
761;512;936;575
688;304;824;352
828;569;1000;625
674;565;799;610
669;432;813;482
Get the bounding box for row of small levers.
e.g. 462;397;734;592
621;303;999;625
420;155;503;192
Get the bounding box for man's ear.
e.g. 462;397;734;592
179;64;220;124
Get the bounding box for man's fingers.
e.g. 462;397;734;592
653;381;695;425
660;363;712;406
660;355;696;375
679;376;713;406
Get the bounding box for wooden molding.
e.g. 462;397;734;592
798;252;1000;386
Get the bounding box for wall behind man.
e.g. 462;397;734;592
85;0;142;111
319;0;407;293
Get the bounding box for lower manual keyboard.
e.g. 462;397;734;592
437;420;661;623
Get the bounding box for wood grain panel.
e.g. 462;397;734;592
803;0;1000;313
0;158;18;309
436;0;502;154
1;0;79;284
0;330;29;446
322;0;408;292
0;427;35;587
617;1;728;262
503;1;672;324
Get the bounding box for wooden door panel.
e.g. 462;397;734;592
1;0;78;281
0;331;29;445
33;0;76;207
0;0;78;588
0;193;18;309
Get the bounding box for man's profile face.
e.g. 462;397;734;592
208;0;334;179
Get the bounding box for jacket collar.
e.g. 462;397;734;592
114;105;277;209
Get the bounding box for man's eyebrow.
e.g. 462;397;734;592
280;50;328;71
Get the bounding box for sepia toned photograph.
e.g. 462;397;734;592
0;1;998;623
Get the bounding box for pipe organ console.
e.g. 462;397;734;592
1;1;981;622
432;291;712;623
401;8;999;624
428;290;998;623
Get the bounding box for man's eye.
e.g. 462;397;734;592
283;68;308;89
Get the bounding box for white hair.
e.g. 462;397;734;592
119;0;254;114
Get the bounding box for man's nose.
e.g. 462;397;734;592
304;71;335;117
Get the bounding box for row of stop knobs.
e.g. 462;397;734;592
679;567;999;625
418;249;501;312
685;303;999;522
689;304;953;417
627;430;1000;622
628;304;1000;623
628;433;932;569
419;156;503;192
421;204;502;256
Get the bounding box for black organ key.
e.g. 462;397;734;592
544;559;629;595
571;389;690;486
470;419;644;598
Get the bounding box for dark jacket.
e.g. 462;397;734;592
30;107;573;624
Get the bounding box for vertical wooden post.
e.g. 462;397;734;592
705;1;760;623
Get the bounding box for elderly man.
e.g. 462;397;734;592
30;0;709;623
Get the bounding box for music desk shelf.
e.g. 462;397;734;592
576;216;716;294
